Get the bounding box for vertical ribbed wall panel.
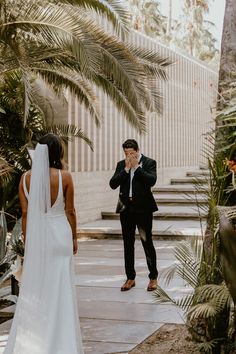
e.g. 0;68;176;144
68;30;218;172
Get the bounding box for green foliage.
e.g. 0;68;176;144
0;0;170;132
128;0;219;66
154;239;233;353
0;217;24;285
0;72;93;223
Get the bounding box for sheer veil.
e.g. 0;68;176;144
4;143;52;352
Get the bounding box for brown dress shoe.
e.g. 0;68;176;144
147;279;157;291
121;279;136;291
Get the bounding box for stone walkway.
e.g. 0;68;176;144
0;238;187;353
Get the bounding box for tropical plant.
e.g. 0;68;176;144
0;72;95;226
128;0;167;38
0;216;23;287
128;0;219;66
217;0;236;99
168;0;218;64
0;0;171;133
154;239;234;353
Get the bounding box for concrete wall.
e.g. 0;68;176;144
73;171;114;223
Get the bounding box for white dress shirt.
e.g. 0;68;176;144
129;153;142;197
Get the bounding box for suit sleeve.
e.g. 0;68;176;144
134;159;157;187
109;162;129;189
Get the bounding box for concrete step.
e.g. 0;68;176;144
78;168;209;241
171;177;209;185
186;171;210;177
102;206;207;220
78;219;205;240
154;193;207;205
153;184;207;194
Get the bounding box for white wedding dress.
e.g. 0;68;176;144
4;144;84;354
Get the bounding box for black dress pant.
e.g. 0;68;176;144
120;207;158;280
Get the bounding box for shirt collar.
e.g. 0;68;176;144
138;153;142;163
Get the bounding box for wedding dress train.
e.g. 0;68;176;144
4;144;84;354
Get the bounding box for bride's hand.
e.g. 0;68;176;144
73;239;78;255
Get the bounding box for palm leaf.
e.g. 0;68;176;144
93;74;146;132
56;0;131;37
0;153;14;185
194;284;232;309
188;302;219;321
153;285;177;305
45;124;94;151
198;340;224;354
35;66;101;126
127;44;172;80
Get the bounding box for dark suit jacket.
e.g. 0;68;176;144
109;155;158;213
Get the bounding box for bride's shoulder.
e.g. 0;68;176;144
23;169;32;176
60;170;73;183
20;170;31;182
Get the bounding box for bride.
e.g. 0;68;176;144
4;134;84;354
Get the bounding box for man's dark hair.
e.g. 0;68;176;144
122;139;139;151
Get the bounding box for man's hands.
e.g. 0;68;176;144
125;152;139;172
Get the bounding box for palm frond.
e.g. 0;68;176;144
0;153;14;185
45;124;94;151
176;292;195;312
93;74;146;133
127;43;172;80
173;241;202;288
1;2;102;75
161;262;178;286
58;0;131;37
194;284;231;309
153;285;177;305
35;67;101;126
198;339;224;354
188;302;218;321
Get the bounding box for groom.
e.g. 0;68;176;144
109;139;158;291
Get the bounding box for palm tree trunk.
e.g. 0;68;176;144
218;0;236;108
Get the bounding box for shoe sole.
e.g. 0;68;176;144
120;282;136;291
147;287;157;291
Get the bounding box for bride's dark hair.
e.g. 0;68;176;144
39;133;64;169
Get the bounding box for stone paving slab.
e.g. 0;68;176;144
75;275;188;292
77;252;175;263
76;286;191;305
0;239;187;353
83;341;134;354
81;318;162;344
78;300;183;324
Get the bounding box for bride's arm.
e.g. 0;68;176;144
64;172;78;254
18;174;28;243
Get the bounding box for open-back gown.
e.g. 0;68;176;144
4;159;84;354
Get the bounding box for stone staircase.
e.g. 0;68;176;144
78;168;209;240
